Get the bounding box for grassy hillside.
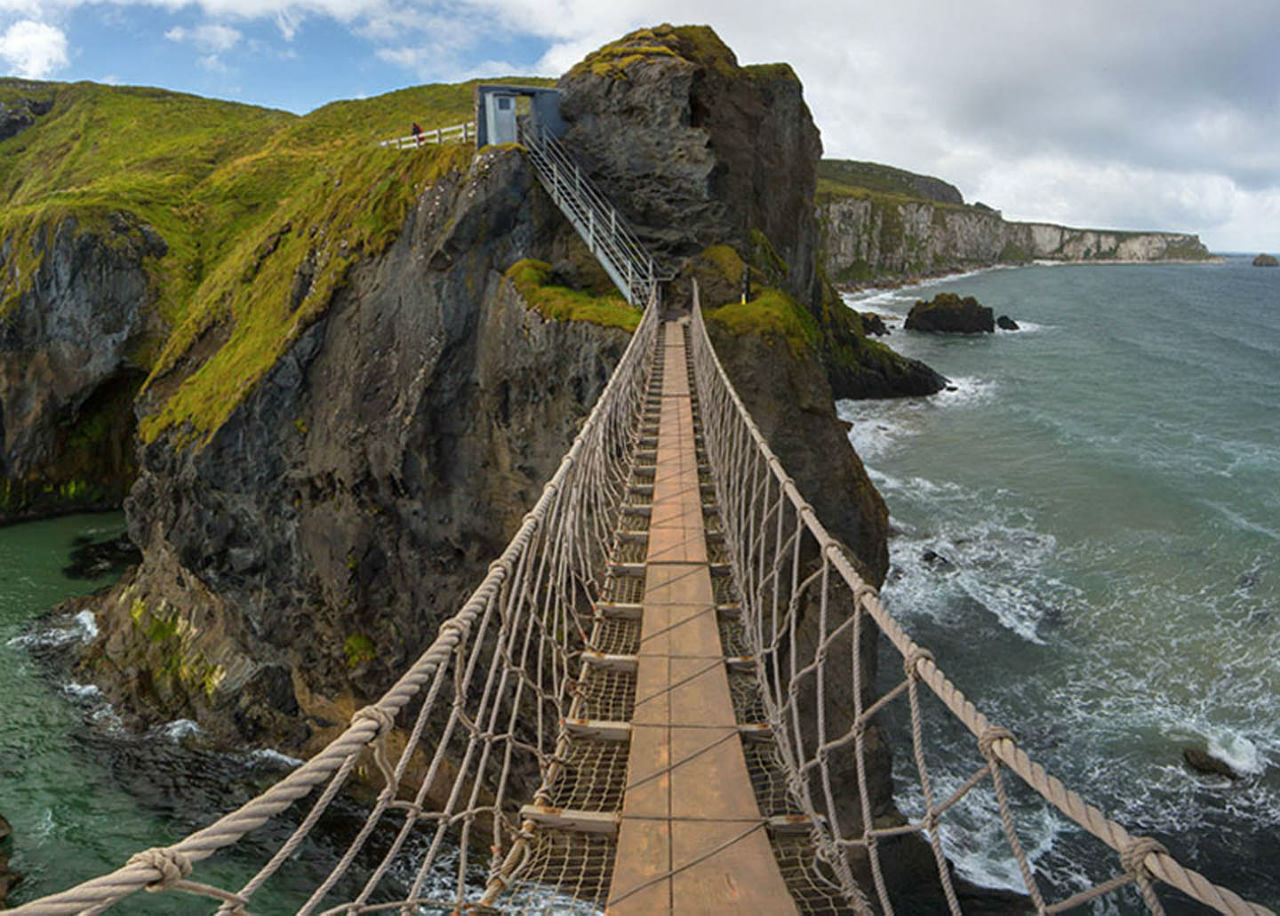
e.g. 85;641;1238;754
0;76;554;446
818;159;965;206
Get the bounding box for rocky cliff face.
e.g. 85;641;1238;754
821;188;1213;286
77;147;632;747
559;27;823;309
0;95;51;142
558;26;945;403
0;211;163;520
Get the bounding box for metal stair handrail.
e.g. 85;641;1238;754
519;122;669;306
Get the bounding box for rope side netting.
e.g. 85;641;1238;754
686;283;1273;916
16;300;662;915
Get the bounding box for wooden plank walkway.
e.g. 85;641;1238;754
608;320;796;914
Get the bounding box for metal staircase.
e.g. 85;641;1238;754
519;122;666;307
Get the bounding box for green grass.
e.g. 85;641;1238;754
569;24;744;80
704;286;818;356
1;75;552;447
141;142;474;445
506;259;641;331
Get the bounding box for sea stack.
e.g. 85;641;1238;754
1252;253;1278;267
906;292;995;333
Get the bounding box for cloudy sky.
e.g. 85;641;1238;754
3;0;1278;252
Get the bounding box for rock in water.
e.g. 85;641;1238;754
63;533;142;580
905;293;995;333
861;312;890;336
921;549;955;571
1253;253;1278;267
996;315;1020;331
1183;747;1242;780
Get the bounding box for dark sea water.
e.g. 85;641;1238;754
841;257;1279;911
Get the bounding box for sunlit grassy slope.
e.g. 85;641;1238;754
0;76;551;444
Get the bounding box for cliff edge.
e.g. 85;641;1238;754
819;159;1215;285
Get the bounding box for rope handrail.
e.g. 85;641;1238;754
15;295;662;915
686;279;1273;916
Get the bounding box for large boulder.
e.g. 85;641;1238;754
1253;253;1278;267
906;292;995;333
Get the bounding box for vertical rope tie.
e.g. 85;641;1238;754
1122;836;1170;915
1121;836;1168;881
903;647;935;681
353;705;398;790
978;725;1016;762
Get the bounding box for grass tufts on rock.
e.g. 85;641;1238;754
506;259;641;331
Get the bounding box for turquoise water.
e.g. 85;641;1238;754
0;515;323;912
0;514;187;905
841;257;1279;910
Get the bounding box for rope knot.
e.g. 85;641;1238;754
488;557;512;577
853;582;879;607
352;704;395;736
903;647;934;681
978;725;1016;760
1120;836;1167;879
127;847;192;892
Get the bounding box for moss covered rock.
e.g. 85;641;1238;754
906;292;994;333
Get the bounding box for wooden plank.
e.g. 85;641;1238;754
609;319;795;915
564;718;632;741
519;805;620;834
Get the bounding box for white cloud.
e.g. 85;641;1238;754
5;0;1278;248
164;22;241;53
0;19;68;78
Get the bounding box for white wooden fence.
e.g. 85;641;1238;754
379;120;476;150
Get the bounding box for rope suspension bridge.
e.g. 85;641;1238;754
15;121;1274;916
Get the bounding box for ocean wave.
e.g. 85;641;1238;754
837;377;997;462
883;516;1073;645
5;610;98;650
1200;500;1280;543
74;609;99;640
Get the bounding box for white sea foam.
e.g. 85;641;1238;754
1208;730;1265;775
995;318;1047;333
249;748;304;769
157;718;203;741
837;377;996;464
63;681;103;700
74;609;99;640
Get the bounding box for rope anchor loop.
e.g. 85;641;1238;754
352;704;396;736
127;847;192;892
903;646;935;681
1120;836;1168;880
978;725;1016;761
